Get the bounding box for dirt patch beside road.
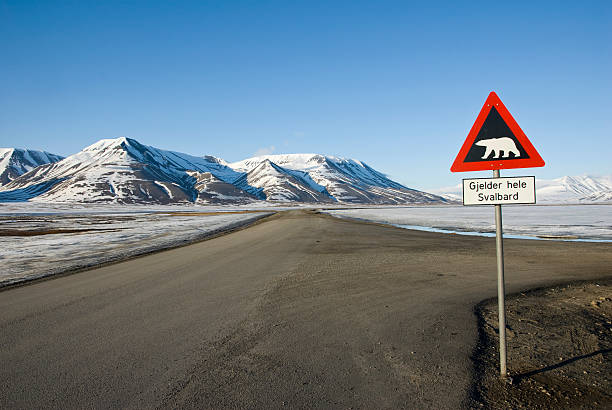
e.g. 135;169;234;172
473;280;611;409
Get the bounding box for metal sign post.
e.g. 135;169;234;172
493;169;507;377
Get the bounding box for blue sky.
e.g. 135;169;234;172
0;0;610;189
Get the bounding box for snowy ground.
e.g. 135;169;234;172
324;204;612;242
0;204;275;286
3;203;610;287
0;201;306;214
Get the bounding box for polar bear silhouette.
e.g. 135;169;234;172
475;137;520;159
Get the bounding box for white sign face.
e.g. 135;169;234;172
463;176;536;206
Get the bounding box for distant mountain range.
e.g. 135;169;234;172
2;138;609;205
432;175;612;204
0;137;444;204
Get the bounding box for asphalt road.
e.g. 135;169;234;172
1;210;610;409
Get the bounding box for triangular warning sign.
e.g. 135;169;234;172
451;92;544;172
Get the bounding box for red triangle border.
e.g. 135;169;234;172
451;92;545;172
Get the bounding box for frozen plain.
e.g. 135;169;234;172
2;202;610;287
324;204;612;241
0;202;278;286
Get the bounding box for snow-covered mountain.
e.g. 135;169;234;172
188;171;256;203
0;138;252;204
0;137;445;204
536;175;612;203
232;159;333;202
0;148;63;185
431;175;612;204
231;154;443;204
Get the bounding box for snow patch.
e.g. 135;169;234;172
324;205;612;241
0;207;274;286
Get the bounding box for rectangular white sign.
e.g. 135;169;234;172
463;176;536;206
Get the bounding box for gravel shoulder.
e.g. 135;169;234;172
473;280;611;409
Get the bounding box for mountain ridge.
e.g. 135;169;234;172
0;137;445;205
231;153;434;204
